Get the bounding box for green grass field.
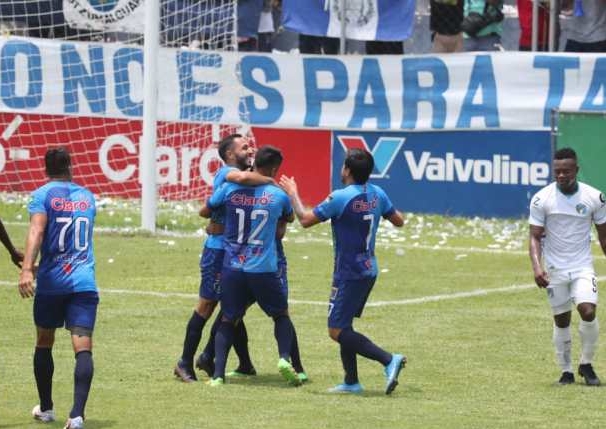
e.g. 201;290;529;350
1;198;606;429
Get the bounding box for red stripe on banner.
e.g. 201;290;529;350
338;136;368;151
0;113;330;205
251;127;331;206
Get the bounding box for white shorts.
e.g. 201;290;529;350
546;267;598;315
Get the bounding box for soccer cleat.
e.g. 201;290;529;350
277;358;302;386
327;383;363;394
297;372;309;383
195;353;215;378
578;364;601;386
384;354;406;395
558;371;575;385
32;405;56;422
226;367;257;378
174;360;197;382
64;416;84;429
207;377;224;387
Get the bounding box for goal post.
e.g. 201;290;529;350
552;109;606;193
0;0;248;232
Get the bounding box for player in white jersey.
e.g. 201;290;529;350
529;147;606;386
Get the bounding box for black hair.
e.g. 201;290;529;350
344;148;374;184
554;147;577;161
218;134;243;162
45;147;71;178
254;145;283;170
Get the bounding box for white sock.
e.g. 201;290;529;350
579;318;599;365
553;325;572;373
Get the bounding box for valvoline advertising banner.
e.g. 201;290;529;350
332;130;551;217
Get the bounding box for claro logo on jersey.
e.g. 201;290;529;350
230;192;274;206
352;195;378;212
50;198;90;212
338;135;549;186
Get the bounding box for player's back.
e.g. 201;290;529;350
315;183;394;280
29;181;97;295
210;182;292;273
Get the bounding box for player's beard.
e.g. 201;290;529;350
235;153;250;171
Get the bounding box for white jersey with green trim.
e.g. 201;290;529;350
529;182;606;271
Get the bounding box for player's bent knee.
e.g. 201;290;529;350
578;303;597;322
196;299;217;318
36;328;56;347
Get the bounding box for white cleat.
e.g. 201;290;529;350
64;416;84;429
32;404;56;422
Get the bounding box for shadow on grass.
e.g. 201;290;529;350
224;373;307;389
81;419;118;428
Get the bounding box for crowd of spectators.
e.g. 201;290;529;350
0;0;605;54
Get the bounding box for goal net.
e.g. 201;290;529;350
0;0;250;227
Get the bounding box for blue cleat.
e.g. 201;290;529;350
384;354;406;395
327;383;364;394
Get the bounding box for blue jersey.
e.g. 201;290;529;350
208;182;292;273
205;165;238;250
313;183;395;280
28;181;97;295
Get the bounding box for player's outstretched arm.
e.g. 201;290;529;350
226;170;274;186
0;218;23;268
529;224;549;288
596;223;606;258
18;213;46;298
386;210;404;227
279;175;320;228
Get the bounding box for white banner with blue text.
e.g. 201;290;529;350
1;37;605;130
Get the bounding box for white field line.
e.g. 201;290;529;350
6;277;606;307
0;221;528;256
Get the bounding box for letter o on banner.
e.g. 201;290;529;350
199;147;222;186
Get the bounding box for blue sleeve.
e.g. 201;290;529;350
281;192;293;218
213;166;237;188
208;183;229;209
28;189;46;215
313;191;345;222
378;187;396;219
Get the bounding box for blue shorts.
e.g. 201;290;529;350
221;269;288;321
277;262;288;298
328;277;376;329
34;291;99;332
199;247;225;301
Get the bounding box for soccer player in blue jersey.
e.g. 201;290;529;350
1;216;23;267
203;145;301;386
174;134;273;382
18;148;97;429
280;148;406;395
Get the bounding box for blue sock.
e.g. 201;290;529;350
340;344;358;385
213;321;235;379
181;311;206;363
70;351;93;419
337;328;391;366
290;326;304;373
201;310;223;360
233;320;254;372
33;347;54;411
273;315;294;360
